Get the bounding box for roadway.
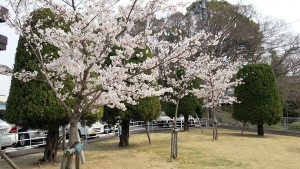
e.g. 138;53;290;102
2;125;171;158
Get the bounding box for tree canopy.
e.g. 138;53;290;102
164;93;204;130
233;64;283;136
5;8;68;131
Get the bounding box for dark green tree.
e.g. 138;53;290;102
131;97;161;144
103;46;157;147
233;64;283;136
5;9;69;163
103;96;161;146
6;9;70;163
164;94;203;131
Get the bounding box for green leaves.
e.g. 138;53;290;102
5;9;69;130
233;64;283;125
164;94;204;118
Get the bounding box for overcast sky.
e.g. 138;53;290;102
1;0;300;101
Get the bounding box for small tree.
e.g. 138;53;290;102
103;107;132;147
193;56;242;140
233;64;283;136
103;97;161;146
161;66;204;160
164;93;203;131
131;97;161;144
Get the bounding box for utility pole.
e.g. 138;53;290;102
192;0;208;20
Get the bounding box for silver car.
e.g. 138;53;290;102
0;119;18;149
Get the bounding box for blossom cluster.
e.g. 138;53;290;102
4;0;243;116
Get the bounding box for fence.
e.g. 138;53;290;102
282;117;300;128
1;119;209;160
0;130;47;160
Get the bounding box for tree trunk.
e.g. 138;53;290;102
257;123;264;136
183;114;189;131
119;119;130;147
171;98;180;161
211;107;218;140
65;117;79;169
76;131;85;164
170;129;178;161
195;114;204;133
145;121;152;144
241;122;246;136
40;126;59;164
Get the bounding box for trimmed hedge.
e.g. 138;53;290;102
288;122;300;131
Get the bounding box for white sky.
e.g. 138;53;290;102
1;0;300;101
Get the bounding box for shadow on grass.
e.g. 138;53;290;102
220;131;273;138
85;141;140;152
151;129;172;134
287;147;300;154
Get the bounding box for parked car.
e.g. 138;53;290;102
0;119;18;149
16;128;46;147
65;121;104;138
156;112;198;128
156;113;173;127
0;108;46;147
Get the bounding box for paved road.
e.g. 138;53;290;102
3;125;171;158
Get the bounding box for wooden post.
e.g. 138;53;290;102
60;147;77;169
62;126;66;150
170;131;174;161
60;151;69;169
0;150;20;169
196;114;204;133
75;152;80;169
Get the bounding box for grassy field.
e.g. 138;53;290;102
1;128;300;169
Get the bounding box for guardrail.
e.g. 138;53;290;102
156;118;208;128
0;130;47;159
0;120;208;160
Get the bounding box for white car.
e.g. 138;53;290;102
0;119;18;149
17;128;46;147
66;121;104;138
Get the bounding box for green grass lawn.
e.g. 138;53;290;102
1;128;300;169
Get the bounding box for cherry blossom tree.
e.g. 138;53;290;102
159;32;218;160
161;34;242;158
192;57;242;140
3;0;211;167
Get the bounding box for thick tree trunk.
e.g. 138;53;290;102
145;121;152;144
119;119;130;147
257;123;264;136
183;115;189;131
65;118;79;169
41;126;59;164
